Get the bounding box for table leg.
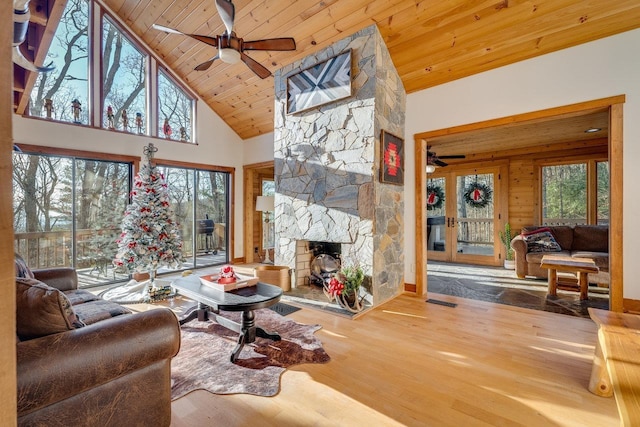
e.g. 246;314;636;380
588;331;613;397
178;303;210;325
229;310;281;363
578;271;589;300
547;268;557;296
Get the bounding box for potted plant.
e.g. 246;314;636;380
324;264;365;313
499;222;515;269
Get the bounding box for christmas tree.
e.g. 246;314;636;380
113;143;183;284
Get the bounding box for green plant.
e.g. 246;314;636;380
499;223;515;261
336;265;365;294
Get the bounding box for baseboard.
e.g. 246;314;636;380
404;283;417;293
232;257;245;264
623;298;640;314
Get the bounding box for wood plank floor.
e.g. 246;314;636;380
170;292;619;426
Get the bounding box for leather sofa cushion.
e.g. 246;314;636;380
16;278;84;340
572;251;609;271
573;225;608;252
73;300;131;325
64;289;101;306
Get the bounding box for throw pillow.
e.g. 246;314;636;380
521;227;563;253
15;253;34;279
16;277;85;340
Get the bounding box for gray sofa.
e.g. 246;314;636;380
510;225;609;286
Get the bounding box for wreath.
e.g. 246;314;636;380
426;183;445;210
463;181;492;208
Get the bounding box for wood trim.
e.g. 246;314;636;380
610;103;624;312
623;298;640;314
404;283;417;293
415;138;427;295
15;143;141;166
414;96;626;140
155;158;234;173
243;161;275;264
1;1;17;420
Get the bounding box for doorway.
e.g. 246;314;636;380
414;96;624;311
427;165;507;266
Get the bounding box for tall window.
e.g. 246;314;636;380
159;165;230;269
29;0;90;124
158;69;194;142
13;151;131;287
102;16;148;133
541;161;608;225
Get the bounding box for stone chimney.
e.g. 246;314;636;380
273;25;406;308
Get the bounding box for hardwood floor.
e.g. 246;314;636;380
170;292;619;426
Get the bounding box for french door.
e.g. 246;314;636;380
426;165;506;266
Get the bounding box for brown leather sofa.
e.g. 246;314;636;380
17;267;181;426
510;225;609;286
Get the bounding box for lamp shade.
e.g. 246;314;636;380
256;195;274;212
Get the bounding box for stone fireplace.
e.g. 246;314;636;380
273;25;406;309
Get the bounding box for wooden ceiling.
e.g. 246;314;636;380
422;108;610;162
14;0;640;140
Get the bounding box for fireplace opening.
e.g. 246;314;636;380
308;241;341;287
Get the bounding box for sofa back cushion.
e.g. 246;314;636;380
573;225;609;252
16;278;85;340
546;226;574;250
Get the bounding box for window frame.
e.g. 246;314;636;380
536;154;609;226
156;66;197;143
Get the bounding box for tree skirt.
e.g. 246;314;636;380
99;279;174;304
171;308;330;399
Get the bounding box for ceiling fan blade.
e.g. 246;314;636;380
240;52;271;79
216;0;235;34
152;24;184;35
152;24;218;47
194;56;218;71
434;159;448;167
243;38;296;51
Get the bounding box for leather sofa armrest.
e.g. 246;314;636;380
32;268;78;291
17;308;181;416
511;235;528;278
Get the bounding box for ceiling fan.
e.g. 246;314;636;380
152;0;296;79
427;148;466;170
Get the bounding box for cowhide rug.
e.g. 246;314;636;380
171;308;330;399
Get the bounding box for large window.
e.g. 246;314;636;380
102;16;148;133
25;2;196;142
29;0;90;124
158;69;194;142
541;160;609;225
159;165;230;269
13;150;131;286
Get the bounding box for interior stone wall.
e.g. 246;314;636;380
273;25;406;307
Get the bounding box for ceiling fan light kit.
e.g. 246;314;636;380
152;0;295;78
219;48;241;64
426;164;436;174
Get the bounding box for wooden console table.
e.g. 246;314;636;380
540;255;599;300
588;308;640;426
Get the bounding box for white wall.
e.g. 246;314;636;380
243;132;274;165
13;99;247;259
404;28;640;298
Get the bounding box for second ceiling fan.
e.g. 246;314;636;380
427;148;466;167
153;0;296;79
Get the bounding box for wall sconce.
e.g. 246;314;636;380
426;164;436;174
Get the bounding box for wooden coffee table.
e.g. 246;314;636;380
540;255;599;300
171;276;283;363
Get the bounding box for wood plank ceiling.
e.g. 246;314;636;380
14;0;640;140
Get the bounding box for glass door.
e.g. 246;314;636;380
427;166;504;266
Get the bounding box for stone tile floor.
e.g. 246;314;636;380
427;261;610;318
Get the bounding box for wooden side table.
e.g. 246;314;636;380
540;255;599;300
